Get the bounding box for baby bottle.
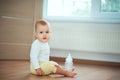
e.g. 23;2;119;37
65;53;73;72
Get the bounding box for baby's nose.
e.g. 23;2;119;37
43;33;46;36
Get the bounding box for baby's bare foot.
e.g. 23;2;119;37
65;71;77;78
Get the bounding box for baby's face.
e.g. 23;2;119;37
35;24;50;43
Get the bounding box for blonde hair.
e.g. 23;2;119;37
35;19;50;32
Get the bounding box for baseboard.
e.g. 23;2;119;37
50;57;120;67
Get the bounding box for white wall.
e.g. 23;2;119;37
48;21;120;62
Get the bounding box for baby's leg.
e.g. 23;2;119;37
54;65;77;78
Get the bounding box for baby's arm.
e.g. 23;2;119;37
30;42;42;75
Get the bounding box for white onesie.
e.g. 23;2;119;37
30;39;50;69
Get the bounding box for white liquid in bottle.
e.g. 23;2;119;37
65;53;73;72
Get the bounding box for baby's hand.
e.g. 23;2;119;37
36;68;43;76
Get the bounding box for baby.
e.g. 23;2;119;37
30;19;76;77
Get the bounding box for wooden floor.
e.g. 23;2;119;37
0;60;120;80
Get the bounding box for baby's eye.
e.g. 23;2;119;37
46;31;49;34
40;32;43;34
